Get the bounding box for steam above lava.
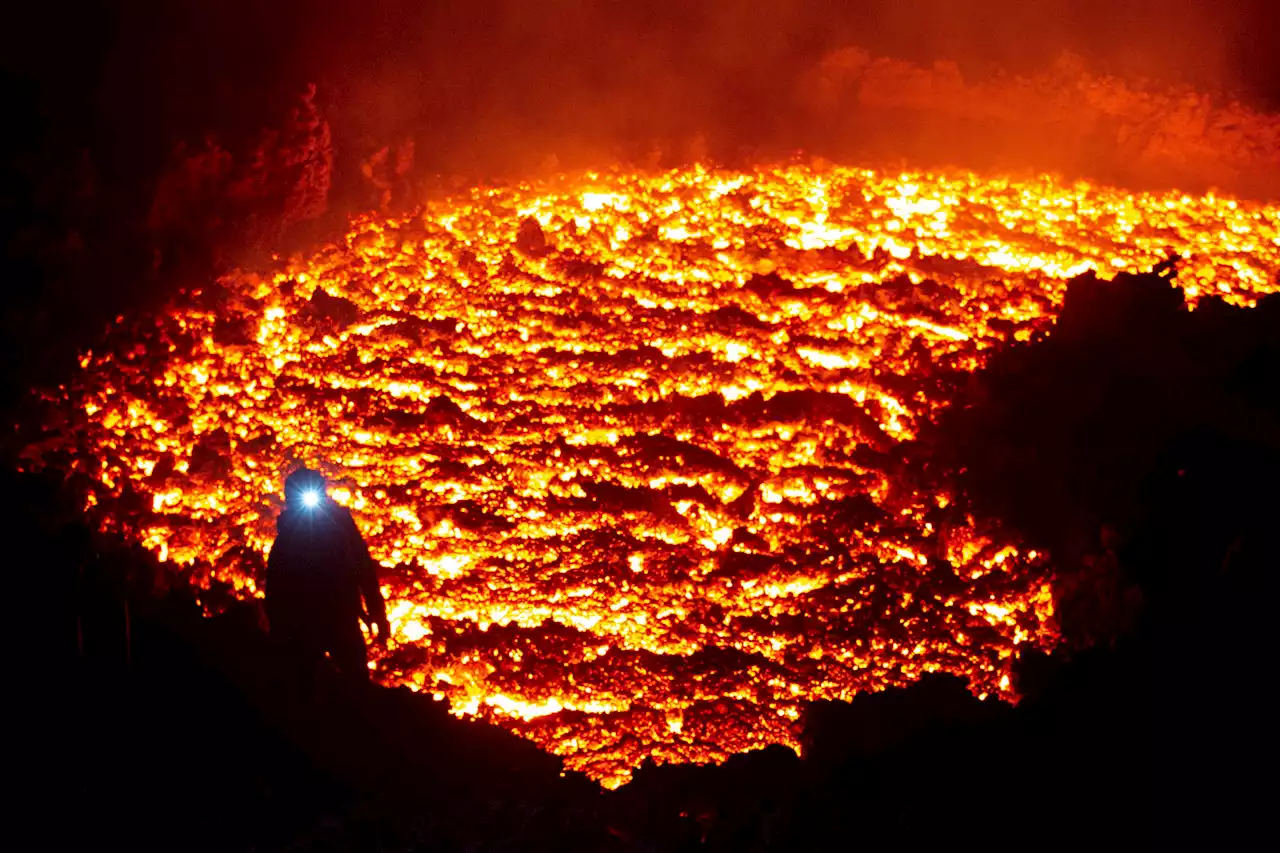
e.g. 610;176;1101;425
82;2;1280;196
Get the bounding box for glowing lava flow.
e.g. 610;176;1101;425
36;163;1280;786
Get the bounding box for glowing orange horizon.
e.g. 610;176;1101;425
40;163;1280;786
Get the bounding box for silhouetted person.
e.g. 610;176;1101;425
266;468;389;684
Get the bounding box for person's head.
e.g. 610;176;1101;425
284;467;326;510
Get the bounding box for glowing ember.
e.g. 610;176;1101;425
36;163;1280;787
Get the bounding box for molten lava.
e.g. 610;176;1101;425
36;163;1280;786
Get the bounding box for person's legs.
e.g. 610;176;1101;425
326;621;369;684
274;633;325;699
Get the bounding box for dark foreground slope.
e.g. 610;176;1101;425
8;267;1277;851
930;266;1280;845
4;491;610;851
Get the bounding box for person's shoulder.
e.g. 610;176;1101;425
328;501;356;523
